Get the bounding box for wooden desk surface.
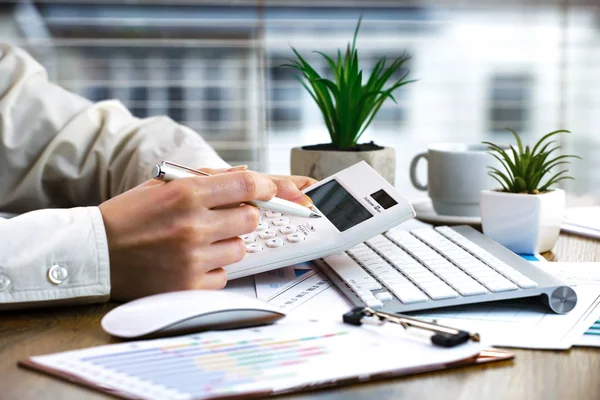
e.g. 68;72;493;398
2;232;600;400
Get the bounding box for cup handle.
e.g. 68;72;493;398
409;152;428;191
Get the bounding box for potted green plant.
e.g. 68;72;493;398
480;129;581;254
285;18;414;184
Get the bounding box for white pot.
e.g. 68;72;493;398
480;188;565;254
290;146;396;184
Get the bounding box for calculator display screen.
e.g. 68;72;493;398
305;179;373;232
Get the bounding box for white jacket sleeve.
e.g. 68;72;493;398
0;44;229;309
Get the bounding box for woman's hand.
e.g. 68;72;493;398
99;171;278;301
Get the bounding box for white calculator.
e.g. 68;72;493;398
225;161;415;279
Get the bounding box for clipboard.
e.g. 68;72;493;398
19;321;513;400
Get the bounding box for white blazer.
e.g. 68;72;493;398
0;44;229;309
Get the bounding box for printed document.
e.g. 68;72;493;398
414;262;600;349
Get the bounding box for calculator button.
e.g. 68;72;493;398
265;211;282;218
266;238;284;248
272;217;290;226
280;225;296;234
259;229;277;239
240;234;255;244
287;233;305;243
245;243;263;253
255;221;269;231
302;221;315;231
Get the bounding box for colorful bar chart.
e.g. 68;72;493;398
584;319;600;336
32;324;356;400
81;332;344;397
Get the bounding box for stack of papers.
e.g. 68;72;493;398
562;206;600;239
414;263;600;349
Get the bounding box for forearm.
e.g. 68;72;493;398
0;43;228;213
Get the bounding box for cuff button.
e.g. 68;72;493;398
48;264;69;285
0;272;11;291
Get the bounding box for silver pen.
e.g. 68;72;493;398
152;161;322;219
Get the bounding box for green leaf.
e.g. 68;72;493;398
539;170;571;191
506;128;524;155
315;51;341;83
489;153;515;182
488;167;513;191
489;172;510;192
483;142;516;172
530;129;570;156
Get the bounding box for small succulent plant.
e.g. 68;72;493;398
482;129;581;194
284;17;414;150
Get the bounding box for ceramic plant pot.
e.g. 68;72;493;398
290;146;396;184
480;188;566;254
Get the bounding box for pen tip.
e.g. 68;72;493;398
309;212;322;219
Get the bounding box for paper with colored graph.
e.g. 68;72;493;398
22;321;487;400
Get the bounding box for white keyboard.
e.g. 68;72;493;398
315;225;578;314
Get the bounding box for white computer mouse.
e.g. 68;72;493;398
101;290;286;340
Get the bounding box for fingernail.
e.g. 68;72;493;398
290;193;313;207
225;165;248;172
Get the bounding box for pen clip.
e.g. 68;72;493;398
343;307;480;348
162;161;211;176
152;161;211;181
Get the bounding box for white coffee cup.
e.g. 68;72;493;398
409;143;503;217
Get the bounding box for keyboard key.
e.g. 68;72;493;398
323;253;382;291
375;292;394;302
422;285;459;300
265;211;282;218
387;284;429;304
454;285;488;296
365;299;384;309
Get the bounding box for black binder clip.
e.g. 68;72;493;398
343;307;480;348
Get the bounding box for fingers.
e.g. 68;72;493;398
270;174;318;191
191;237;246;272
197;165;248;175
270;176;316;207
193;171;277;209
191;268;228;290
206;205;261;242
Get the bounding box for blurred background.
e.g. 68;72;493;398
1;0;598;201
